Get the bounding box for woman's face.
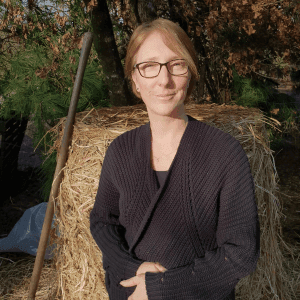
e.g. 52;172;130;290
132;31;191;117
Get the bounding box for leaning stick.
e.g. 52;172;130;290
27;32;94;300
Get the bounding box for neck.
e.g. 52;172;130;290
150;113;188;143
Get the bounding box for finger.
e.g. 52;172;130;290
120;279;130;286
155;265;165;271
120;276;137;287
158;266;167;272
137;264;160;276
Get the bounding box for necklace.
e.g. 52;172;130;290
152;120;188;162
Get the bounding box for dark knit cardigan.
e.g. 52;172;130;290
90;114;260;300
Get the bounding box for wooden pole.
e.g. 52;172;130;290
27;32;94;300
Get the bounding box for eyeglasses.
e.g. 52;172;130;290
133;59;188;78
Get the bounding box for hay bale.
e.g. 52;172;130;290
33;103;299;299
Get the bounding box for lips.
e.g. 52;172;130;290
156;93;175;97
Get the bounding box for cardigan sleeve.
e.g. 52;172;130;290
145;139;260;300
90;141;144;283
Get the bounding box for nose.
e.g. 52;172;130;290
158;64;173;82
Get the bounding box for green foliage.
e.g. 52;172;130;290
257;92;299;147
0;68;11;101
0;0;120;204
0;45;109;117
266;127;285;152
228;66;300;152
229;66;270;108
0;39;113;203
0;1;117;204
0;40;111;143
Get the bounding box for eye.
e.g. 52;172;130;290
141;63;157;70
172;62;185;66
145;63;156;67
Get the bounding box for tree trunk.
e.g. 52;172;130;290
193;30;221;104
205;61;222;103
129;0;142;25
198;61;206;102
83;0;140;107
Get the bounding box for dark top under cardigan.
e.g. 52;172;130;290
90;114;260;300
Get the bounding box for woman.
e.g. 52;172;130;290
90;18;260;300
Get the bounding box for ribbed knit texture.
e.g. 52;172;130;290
90;114;260;300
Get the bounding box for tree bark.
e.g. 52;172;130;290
132;0;142;25
192;29;221;104
198;61;206;102
83;0;140;107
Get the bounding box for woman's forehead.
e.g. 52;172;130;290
136;33;179;61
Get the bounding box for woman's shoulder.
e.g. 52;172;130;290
190;117;241;149
106;123;146;157
111;123;145;145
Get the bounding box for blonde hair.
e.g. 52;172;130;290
124;18;200;104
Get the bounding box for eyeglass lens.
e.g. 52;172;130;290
139;60;188;78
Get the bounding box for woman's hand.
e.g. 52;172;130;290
136;261;167;276
120;273;148;300
120;262;167;299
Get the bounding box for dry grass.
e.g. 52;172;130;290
1;103;299;299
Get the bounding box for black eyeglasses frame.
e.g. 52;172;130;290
133;59;188;78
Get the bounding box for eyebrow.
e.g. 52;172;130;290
143;56;180;61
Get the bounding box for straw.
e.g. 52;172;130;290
1;103;299;299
